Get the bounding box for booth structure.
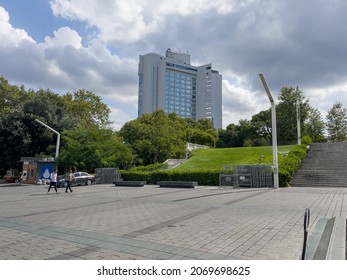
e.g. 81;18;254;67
20;157;58;184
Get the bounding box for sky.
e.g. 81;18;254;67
1;0;347;130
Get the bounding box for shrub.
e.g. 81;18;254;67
120;169;220;185
288;145;307;160
278;144;308;187
128;163;168;172
278;169;291;188
120;170;152;182
301;135;312;146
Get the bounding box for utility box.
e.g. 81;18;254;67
219;174;235;187
219;165;236;188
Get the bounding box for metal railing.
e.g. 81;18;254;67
301;208;310;260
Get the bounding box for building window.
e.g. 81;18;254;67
164;69;196;119
138;73;144;116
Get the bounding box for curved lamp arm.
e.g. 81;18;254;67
34;119;60;160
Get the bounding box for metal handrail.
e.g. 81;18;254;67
301;208;310;260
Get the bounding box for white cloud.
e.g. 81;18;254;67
0;5;138;127
155;0;235;16
44;27;82;48
0;6;35;48
305;83;347;120
108;105;134;131
222;78;269;126
50;0;155;43
2;0;347;132
49;0;244;44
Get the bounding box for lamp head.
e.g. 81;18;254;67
259;73;274;103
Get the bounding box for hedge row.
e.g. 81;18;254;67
120;169;220;186
278;137;312;187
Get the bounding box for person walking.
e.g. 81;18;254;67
48;169;59;194
65;169;73;193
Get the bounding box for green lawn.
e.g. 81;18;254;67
175;145;295;171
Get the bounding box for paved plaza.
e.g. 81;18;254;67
0;184;346;260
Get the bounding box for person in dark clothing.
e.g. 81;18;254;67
65;169;73;193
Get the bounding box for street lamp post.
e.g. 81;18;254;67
259;73;279;189
34;119;60;160
211;117;216;148
296;98;301;145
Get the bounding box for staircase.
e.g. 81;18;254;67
292;142;347;187
163;159;186;169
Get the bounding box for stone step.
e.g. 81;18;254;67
292;142;347;187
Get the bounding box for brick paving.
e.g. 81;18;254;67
0;184;346;260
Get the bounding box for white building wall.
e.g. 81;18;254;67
195;65;208;122
138;53;158;115
211;71;222;129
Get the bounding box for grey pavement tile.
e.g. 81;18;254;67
0;184;346;260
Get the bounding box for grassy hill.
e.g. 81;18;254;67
175;145;295;171
121;145;302;186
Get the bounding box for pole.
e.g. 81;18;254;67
259;73;279;189
34;119;60;160
296;98;301;145
211;117;216;148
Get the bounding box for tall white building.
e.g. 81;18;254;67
138;48;222;128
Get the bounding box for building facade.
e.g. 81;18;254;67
138;48;222;128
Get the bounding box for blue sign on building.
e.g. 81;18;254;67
41;164;53;180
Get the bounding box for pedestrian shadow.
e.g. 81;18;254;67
30;193;56;196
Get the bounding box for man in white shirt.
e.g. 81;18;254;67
48;169;59;194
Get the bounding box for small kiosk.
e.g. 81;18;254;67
20;157;58;184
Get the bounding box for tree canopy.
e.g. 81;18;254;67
276;86;310;145
60;126;133;171
304;107;325;142
0;77;120;173
326;102;347;142
119;110;216;165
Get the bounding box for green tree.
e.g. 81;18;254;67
0;110;32;171
277;86;310;145
120;110;186;165
0;76;30;117
184;117;216;146
250;109;272;145
189;129;215;146
63;89;111;128
218;87;311;147
238;119;257;147
120;110;217;165
0;91;77;170
0;84;71;170
217;119;258;148
0;78;115;173
326;102;347;142
304;108;326;142
217;123;243;148
196;118;214;131
60;126;133;171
